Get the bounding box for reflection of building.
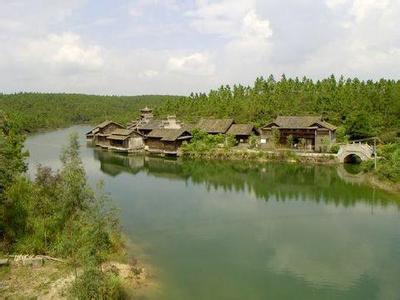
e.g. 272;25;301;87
92;150;396;208
261;116;336;151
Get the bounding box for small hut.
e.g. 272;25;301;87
106;129;144;152
145;128;192;155
86;121;124;147
227;124;259;143
196;118;235;134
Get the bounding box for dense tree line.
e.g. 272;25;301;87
156;75;400;141
0;93;181;132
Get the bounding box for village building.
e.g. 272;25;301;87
196;118;235;134
260;116;336;151
106;128;144;152
227;124;259;143
86;120;124;147
128;108;185;136
145;128;192;155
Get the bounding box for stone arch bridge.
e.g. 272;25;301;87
337;141;375;163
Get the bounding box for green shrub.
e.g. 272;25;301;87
375;143;400;182
248;135;259;149
69;268;124;300
330;143;340;154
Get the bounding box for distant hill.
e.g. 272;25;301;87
0;93;184;132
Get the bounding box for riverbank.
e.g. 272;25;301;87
0;253;153;299
180;147;338;164
367;176;400;195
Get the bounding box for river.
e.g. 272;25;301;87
25;126;400;300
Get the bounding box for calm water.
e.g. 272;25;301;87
26;126;400;300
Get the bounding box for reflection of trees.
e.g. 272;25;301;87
93;150;399;208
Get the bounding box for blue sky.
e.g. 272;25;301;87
0;0;399;95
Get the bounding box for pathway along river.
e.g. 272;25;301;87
25;126;400;300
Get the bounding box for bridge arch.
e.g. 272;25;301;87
337;143;374;163
343;153;362;164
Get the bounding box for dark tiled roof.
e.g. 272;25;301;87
147;128;192;141
107;134;129;141
111;128;135;136
129;119;163;131
314;120;337;131
196;118;234;134
264;116;336;130
87;120;124;135
227;124;255;136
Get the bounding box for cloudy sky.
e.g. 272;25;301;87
0;0;399;95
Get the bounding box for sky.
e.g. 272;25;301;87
0;0;399;95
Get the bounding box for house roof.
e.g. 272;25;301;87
227;124;256;136
111;128;135;136
147;128;192;141
196;118;234;134
313;120;337;131
263;116;336;130
87;120;124;135
107;134;129;141
129;119;164;131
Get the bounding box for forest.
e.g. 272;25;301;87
156;75;400;141
1;75;399;142
1;75;399;184
0;93;180;133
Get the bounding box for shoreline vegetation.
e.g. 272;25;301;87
0;113;152;298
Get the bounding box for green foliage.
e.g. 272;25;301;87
155;75;400;142
181;129;226;154
3;132;121;296
271;128;280;147
299;138;306;150
0;111;28;246
0;93;180;132
225;134;237;148
320;136;331;153
345;112;375;140
286;135;294;148
330;144;340;154
69;267;124;300
249;135;260;149
335;126;348;143
375;144;400;182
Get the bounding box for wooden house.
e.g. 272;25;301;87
227;124;259;143
260;116;336;151
129;109;186;136
106;128;144;152
196;118;235;134
145;128;192;155
86;121;124;147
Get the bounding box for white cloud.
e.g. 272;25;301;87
350;0;390;22
0;0;400;94
326;0;348;9
23;33;104;72
167;53;215;76
188;0;256;37
139;69;159;78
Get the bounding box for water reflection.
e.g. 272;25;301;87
25;127;400;300
93;150;398;208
